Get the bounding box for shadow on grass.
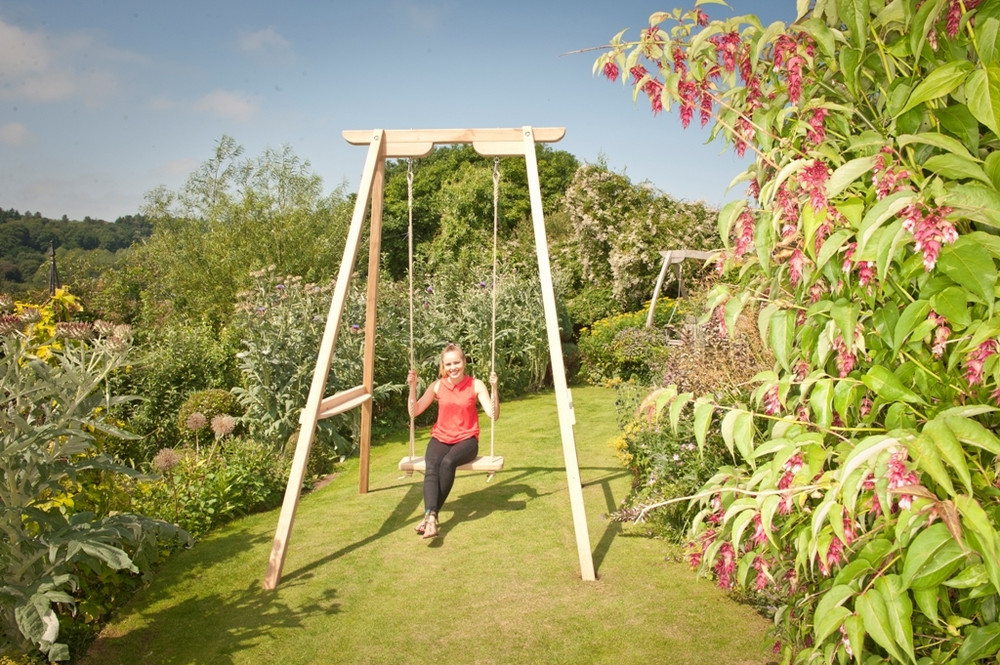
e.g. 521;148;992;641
84;528;336;665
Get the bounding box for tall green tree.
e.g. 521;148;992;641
134;136;354;327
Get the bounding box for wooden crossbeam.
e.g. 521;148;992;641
313;385;371;421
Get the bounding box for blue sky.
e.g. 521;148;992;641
0;0;796;222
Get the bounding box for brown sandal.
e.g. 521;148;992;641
422;512;438;539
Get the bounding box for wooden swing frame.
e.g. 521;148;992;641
263;127;596;589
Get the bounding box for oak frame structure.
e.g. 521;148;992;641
263;127;596;589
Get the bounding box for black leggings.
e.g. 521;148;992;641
423;436;478;513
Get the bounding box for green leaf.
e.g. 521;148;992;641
943;563;989;589
861;365;925;404
966;65;1000;138
669;392;693;434
897;131;975;160
945;182;1000;230
856;589;906;663
906;432;954;495
717;200;745;245
893;300;932;351
911;0;947;61
836;0;868;50
721;409;754;465
934;104;980;154
693;398;714;454
976;1;1000;63
831;300;858;351
857;190;915;255
924;153;994;186
901;523;966;589
814;585;856;643
987;151;1000;189
930;287;972;329
769;309;792;372
957;623;1000;665
875;575;916;664
956;495;1000;594
827;156;877;199
912;586;940;624
936;237;996;308
817;229;854;269
944;415;1000;455
898;60;975;115
923;418;973;494
809;378;833;429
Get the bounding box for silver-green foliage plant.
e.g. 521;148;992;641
0;316;189;661
598;0;1000;662
232;266;367;454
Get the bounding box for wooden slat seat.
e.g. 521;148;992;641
399;455;504;475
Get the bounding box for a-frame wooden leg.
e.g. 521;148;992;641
523;126;597;581
358;155;386;494
263;130;387;589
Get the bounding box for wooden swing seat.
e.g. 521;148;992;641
398;455;505;475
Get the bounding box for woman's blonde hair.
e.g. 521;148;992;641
438;343;466;378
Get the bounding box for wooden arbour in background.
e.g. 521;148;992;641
263;127;596;589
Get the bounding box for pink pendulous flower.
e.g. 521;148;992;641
789;248;807;286
964;338;998;386
714;541;737;589
857;261;875;288
672;45;688;76
734;210;755;257
805;107;828;145
801;159;830;212
700;80;714;126
762;384;782;415
902;203;958;271
696;8;709;26
887;449;920;511
776;181;799;223
786;54;804;103
946;0;962;38
872;147;911;199
751;513;770;546
833;335;856;378
794;359;809;381
859;396;873;418
752;555;771;591
603;61;620;82
819;535;844;575
929;311;950;358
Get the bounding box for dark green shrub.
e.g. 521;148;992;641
577;300;686;384
176;388;243;448
609;383;731;541
112;321;240;460
129;438;287;539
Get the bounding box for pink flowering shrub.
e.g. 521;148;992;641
598;1;1000;663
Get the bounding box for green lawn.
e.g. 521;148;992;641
81;385;774;665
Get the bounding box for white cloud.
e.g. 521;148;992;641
393;0;442;32
0;16;135;106
236;26;291;53
0;18;50;75
194;89;256;121
155;157;199;178
0;122;31;145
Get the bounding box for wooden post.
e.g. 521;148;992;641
358;157;386;494
646;251;672;328
523;127;596;581
263;130;386;590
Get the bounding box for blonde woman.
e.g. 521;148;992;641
407;343;499;538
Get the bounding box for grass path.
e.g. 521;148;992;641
82;385;773;665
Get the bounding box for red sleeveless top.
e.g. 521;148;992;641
430;375;480;444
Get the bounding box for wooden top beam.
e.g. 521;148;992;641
342;127;566;157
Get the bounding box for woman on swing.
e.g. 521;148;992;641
407;343;499;539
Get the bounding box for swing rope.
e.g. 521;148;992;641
489;157;499;459
407;159;416;461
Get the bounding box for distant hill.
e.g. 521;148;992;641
0;207;151;286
